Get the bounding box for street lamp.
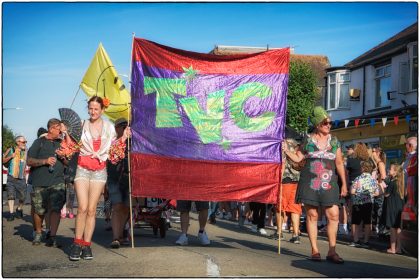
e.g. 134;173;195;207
3;107;23;111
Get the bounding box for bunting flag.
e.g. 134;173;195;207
80;43;131;122
336;115;413;129
370;118;376;127
129;38;290;203
344;120;350;128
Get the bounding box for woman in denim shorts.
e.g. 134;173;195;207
69;96;130;261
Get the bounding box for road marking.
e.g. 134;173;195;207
206;256;220;277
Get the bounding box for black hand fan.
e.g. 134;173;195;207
58;108;82;142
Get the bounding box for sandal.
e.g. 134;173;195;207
386;249;396;254
308;252;322;262
326;253;344;264
110;239;120;249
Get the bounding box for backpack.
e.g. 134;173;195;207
2;147;14;169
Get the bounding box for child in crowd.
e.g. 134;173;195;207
381;164;405;254
350;160;380;248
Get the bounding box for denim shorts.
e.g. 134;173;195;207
32;183;66;215
74;166;107;183
176;200;209;212
6;175;27;202
108;179;129;206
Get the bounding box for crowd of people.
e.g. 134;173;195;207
2;104;418;263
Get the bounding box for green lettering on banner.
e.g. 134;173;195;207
144;77;186;127
229;82;275;131
179;90;225;144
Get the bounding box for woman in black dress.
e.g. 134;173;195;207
382;163;405;254
283;106;347;264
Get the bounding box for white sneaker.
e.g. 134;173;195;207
216;212;224;219
258;228;268;236
175;234;188;246
224;212;232;220
198;231;210;246
251;224;258;233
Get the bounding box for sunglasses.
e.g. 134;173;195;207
18;141;27;143
321;121;333;126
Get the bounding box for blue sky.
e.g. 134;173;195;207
2;2;418;146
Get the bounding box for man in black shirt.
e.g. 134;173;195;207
107;118;130;249
27;118;68;247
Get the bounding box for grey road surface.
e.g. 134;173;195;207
1;205;418;278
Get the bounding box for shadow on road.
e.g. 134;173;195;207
291;258;418;278
217;235;308;258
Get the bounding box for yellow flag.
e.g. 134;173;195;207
80;43;131;122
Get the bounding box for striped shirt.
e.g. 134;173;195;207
5;147;27;179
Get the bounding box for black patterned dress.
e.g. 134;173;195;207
295;135;341;207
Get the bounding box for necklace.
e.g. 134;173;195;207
88;119;103;140
314;133;329;151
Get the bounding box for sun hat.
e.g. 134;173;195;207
114;118;128;127
37;127;48;138
310;106;330;126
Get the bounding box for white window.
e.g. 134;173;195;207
410;43;418;91
375;64;391;108
399;43;418;93
399;61;409;93
327;71;350;110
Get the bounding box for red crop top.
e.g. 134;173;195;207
78;139;106;171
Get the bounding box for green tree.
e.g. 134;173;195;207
2;125;15;153
286;60;318;132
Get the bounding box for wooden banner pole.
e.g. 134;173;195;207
128;32;135;249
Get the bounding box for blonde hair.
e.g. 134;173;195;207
391;164;405;200
353;142;369;161
361;160;374;173
376;147;387;165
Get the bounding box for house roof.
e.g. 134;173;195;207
210;46;330;86
345;22;418;69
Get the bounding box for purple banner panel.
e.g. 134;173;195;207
130;63;288;163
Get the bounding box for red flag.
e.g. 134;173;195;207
130;38;290;203
394;116;399;125
354;119;360;127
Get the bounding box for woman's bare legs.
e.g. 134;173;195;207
305;205;319;255
388;227;402;253
325;205;340;256
74;179;90;239
83;181;106;242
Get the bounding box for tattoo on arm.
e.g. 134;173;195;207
27;157;46;167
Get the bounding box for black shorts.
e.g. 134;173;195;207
176;200;209;212
351;203;373;225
